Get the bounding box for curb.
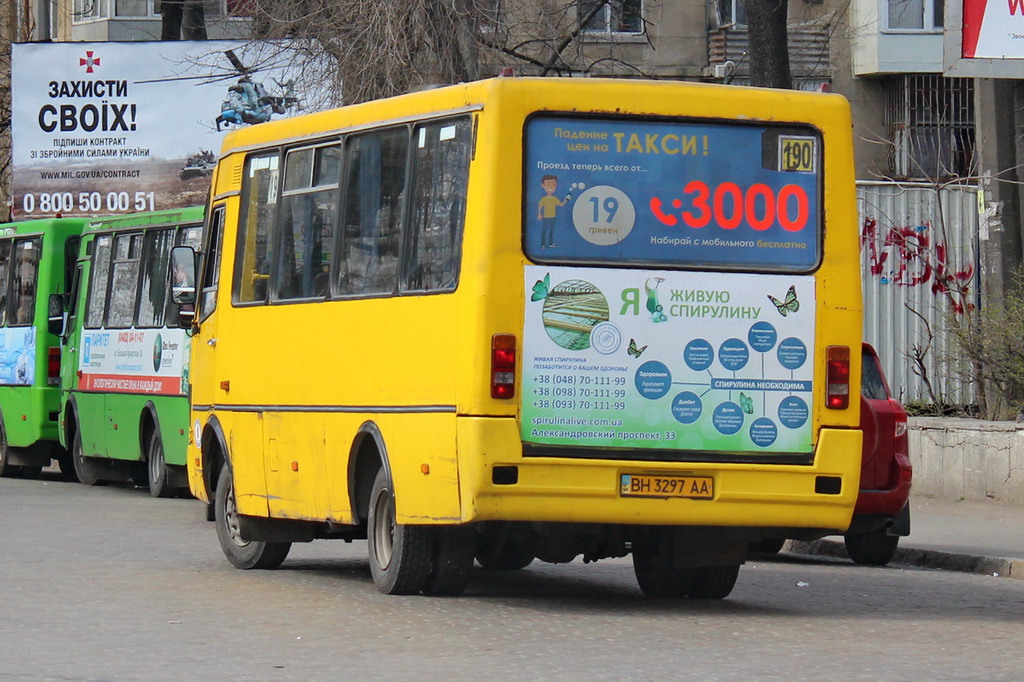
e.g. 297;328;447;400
786;539;1024;580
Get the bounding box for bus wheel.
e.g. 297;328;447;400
0;423;22;478
632;530;695;598
423;525;475;596
214;463;290;569
367;468;434;595
57;452;78;482
72;432;101;486
474;525;535;570
686;565;741;599
146;429;174;498
844;527;899;566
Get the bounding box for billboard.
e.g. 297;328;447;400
11;41;301;219
944;0;1024;75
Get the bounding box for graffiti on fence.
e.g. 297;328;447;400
861;216;975;313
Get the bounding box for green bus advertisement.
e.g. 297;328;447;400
0;218;85;479
58;207;203;496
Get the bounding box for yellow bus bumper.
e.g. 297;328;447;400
457;417;860;532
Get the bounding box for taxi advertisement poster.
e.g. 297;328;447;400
10;41;301;220
521;116;821;455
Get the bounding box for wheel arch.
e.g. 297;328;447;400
61;394;80;449
201;414;230;503
348;420;390;526
138;400;161;460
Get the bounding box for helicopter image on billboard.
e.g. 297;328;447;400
215;49;298;130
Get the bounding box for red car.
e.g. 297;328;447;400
844;342;912;564
752;343;912;565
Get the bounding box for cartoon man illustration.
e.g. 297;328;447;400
537;174;567;249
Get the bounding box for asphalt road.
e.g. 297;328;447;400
2;474;1023;681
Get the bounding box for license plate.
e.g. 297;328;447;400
619;474;714;499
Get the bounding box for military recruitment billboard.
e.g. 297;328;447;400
11;41;300;219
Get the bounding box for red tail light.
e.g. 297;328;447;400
491;334;516;399
48;347;61;385
826;345;850;409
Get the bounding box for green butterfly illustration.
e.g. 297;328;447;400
739;392;754;414
531;273;551;302
767;285;799;317
627;338;647;358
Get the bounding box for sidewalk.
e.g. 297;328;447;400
787;495;1024;579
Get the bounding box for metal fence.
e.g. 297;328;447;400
857;180;979;406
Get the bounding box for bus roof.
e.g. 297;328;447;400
218;76;852;156
85;206;205;233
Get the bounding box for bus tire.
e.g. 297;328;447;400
0;420;22;478
57;452;78;481
632;530;695;598
686;564;741;599
367;468;434;595
844;527;899;566
146;429;174;498
72;431;101;486
474;525;535;570
423;525;475;596
214;463;290;570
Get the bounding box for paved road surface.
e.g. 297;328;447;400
2;476;1023;681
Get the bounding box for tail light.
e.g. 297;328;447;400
825;345;850;409
894;415;908;438
491;334;516;399
48;347;61;386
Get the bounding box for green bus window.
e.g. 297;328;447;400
235;152;280;304
106;233;143;329
336;128;406;297
10;239;41;327
85;235;112;329
403;117;470;292
276;143;339;300
0;240;11;327
137;228;175;328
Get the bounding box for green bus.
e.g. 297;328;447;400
0;218;85;479
57;207;203;496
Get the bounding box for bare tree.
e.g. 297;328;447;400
746;0;792;88
237;1;656;106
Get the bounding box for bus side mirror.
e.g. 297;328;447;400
48;293;67;337
170;246;197;329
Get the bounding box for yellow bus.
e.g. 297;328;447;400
176;77;862;598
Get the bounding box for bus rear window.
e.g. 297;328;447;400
523;116;822;272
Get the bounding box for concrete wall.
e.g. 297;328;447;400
909;417;1024;505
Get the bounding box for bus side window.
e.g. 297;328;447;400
137;228;175;328
235;152;280;304
85;235;113;329
403;117;471;293
336;128;407;297
10;239;41;327
105;233;143;329
0;240;11;327
276;143;339;300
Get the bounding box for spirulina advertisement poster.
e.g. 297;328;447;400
522;266;816;455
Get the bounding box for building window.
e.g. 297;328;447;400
885;75;974;180
716;0;746;28
73;1;233;21
74;0;105;21
886;0;943;31
580;0;643;35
